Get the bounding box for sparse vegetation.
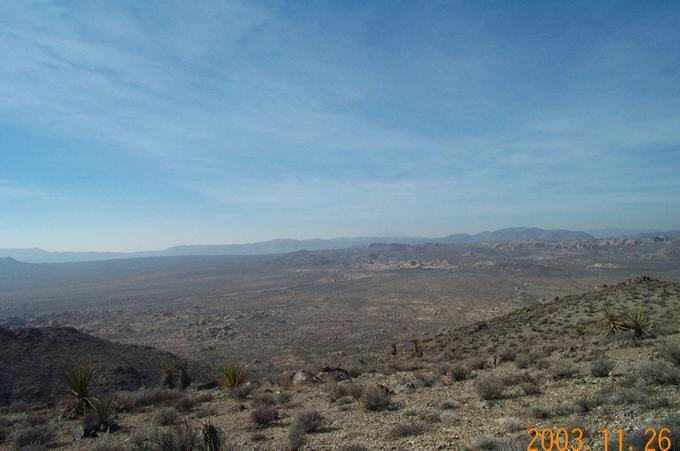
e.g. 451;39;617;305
152;420;198;451
361;384;391;411
390;422;429;438
591;357;615;377
218;364;248;389
551;361;578;379
200;422;223;451
293;409;324;433
251;406;278;427
639;360;680;385
287;423;306;451
155;408;179;426
475;375;504;400
64;361;106;416
14;424;56;449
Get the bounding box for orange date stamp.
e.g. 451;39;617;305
527;427;673;451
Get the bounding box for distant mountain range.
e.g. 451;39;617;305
0;227;595;263
1;226;674;264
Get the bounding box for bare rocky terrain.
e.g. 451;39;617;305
0;237;679;450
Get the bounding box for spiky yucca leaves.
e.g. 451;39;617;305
625;309;653;338
201;422;223;451
218;364;248;389
64;362;106;416
160;364;177;389
601;305;627;337
84;398;118;432
175;360;192;390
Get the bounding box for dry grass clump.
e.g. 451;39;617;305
528;406;553;419
251;406;278;428
328;381;364;402
497;348;516;362
471;434;525;450
287;423;306;451
520;382;541;396
638;360;680;385
474;374;504;400
550;361;578;379
194;405;218;419
174;396;196;413
389;422;429;438
468;357;487;371
293;409;324;433
450;365;469;381
595;385;647;405
155;408;179;426
440;399;458;410
496;416;523;432
591;357;615;377
13;423;56;449
660;341;680;367
361;384;391;411
116;388;185;412
152;420;197;450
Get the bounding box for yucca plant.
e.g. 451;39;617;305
218;364;248;389
201;422;223;451
625;309;653;338
601;305;627;337
175;360;192;390
84;398;118;432
160;364;177;389
64;361;106;416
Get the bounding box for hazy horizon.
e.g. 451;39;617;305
2;1;680;251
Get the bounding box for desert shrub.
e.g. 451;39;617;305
194;405;218;418
117;388;184;411
468;357;487;371
390;422;429;438
153;420;197;451
550;361;578;379
251;432;267;441
596;385;646;405
528;406;552;419
334;396;354;406
200;422;223;451
251;406;278;427
496;416;523;432
277;392;293;405
218;364;248;389
194;392;213;404
574;396;600;412
498;348;516;363
440;399;458;410
155;408;179;426
287;423;306;451
293;409;324;433
450;365;469;381
521;382;541;396
639;360;680;385
472;434;525;450
175;396;196;413
419;411;441;423
24;414;46;427
475;375;504;400
329;381;363;401
347;366;363;378
64;361;106;416
415;371;437;387
229;383;254;400
591;357;615;377
660;342;680;367
361;384;391;411
625;309;653;338
251;393;276;408
13;424;56;448
515;353;533;369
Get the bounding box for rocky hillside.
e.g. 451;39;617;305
0;326;211;405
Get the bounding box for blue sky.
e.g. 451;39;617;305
1;1;679;251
